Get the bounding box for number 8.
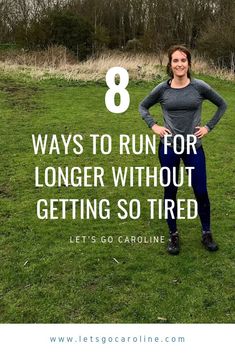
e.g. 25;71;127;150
105;67;130;113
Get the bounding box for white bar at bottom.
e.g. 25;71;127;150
0;324;233;353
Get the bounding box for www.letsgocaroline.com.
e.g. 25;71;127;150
49;334;185;345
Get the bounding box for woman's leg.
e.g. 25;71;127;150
158;142;180;233
182;146;210;231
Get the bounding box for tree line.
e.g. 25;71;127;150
0;0;234;70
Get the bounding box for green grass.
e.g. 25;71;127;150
0;71;234;323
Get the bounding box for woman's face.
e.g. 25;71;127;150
171;50;189;78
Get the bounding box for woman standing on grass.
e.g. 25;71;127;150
139;44;227;255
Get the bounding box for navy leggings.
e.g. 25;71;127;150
158;142;210;233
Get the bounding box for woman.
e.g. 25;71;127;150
139;45;227;255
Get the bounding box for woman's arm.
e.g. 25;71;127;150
138;82;166;128
199;80;227;131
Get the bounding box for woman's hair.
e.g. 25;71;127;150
166;44;192;78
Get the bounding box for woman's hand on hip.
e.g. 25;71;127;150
151;124;171;138
194;126;209;139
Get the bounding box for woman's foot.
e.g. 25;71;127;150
201;231;218;251
167;231;180;255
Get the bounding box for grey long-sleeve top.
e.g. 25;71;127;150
139;78;227;148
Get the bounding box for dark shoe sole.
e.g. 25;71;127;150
167;248;180;255
201;241;218;252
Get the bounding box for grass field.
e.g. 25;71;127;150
0;70;234;323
